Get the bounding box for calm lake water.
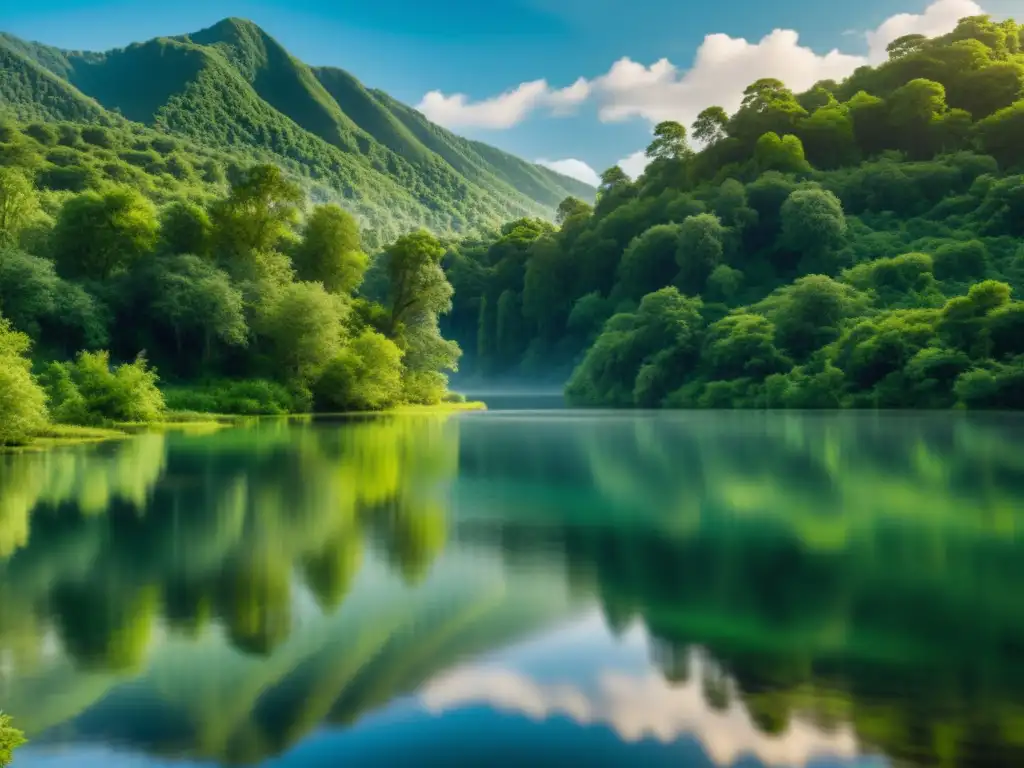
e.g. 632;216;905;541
2;404;1024;767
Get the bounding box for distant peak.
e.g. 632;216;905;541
189;17;265;45
214;16;260;30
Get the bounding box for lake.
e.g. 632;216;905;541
2;404;1024;767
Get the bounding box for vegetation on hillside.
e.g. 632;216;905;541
0;18;593;250
0;144;464;445
446;15;1024;409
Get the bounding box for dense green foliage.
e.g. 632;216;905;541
0;152;464;443
0;19;593;249
0;712;26;767
42;351;165;425
447;15;1024;408
0;316;47;445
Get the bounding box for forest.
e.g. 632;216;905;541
0;123;467;446
444;14;1024;410
0;18;592;247
3;13;1024;448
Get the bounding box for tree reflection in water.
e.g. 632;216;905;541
1;411;1023;767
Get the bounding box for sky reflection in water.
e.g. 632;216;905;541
2;408;1023;767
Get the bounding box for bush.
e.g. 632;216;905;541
401;370;449;406
933;240;989;280
0;315;48;445
42;351;165;425
0;712;27;767
313;330;404;411
163;379;309;415
954;357;1024;409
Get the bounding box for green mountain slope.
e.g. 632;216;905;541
0;18;593;242
0;39;106;122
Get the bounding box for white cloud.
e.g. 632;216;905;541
594;0;980;176
616;150;650;180
417;0;979;179
417;78;590;129
594;0;980;128
416;0;978;136
536;158;601;186
590;31;864;130
865;0;983;62
545;77;592;115
421;653;860;767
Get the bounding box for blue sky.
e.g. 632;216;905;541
2;0;1018;184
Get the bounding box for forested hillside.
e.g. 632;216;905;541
0;18;593;248
446;14;1024;409
0;125;475;446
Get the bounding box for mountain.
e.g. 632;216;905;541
0;18;594;243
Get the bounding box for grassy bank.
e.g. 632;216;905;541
5;423;130;452
3;400;486;453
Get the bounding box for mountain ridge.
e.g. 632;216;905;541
0;18;593;243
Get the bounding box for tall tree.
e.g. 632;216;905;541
261;281;346;383
780;188;847;263
0;167;38;247
383;231;460;399
294;204;368;294
887;34;928;59
159;200;212;257
692;106;729;145
676;214;725;294
148;255;248;363
646;121;692;161
0;313;48;446
52;187;159;280
384;230;452;337
556;196;593;225
211;164;303;261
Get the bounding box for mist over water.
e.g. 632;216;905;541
2;409;1023;767
461;388;567;410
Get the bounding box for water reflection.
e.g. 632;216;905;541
1;410;1023;767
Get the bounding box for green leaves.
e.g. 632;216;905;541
645;121;692;162
294;204;367;294
210;163;302;262
780;188;847;260
52;186;159;280
566;287;704;408
0;712;27;768
42;350;165;426
754;132;812;175
0;313;48;445
976;100;1024;169
0;166;39;246
260;281;347;383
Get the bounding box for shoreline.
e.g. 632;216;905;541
1;400;488;454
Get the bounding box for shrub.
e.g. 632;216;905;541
933;240;989;280
0;712;27;767
0;315;48;445
955;357;1024;409
163;379;309;415
313;330;404;411
42;351;165;425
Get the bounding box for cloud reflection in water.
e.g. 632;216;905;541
421;649;860;767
